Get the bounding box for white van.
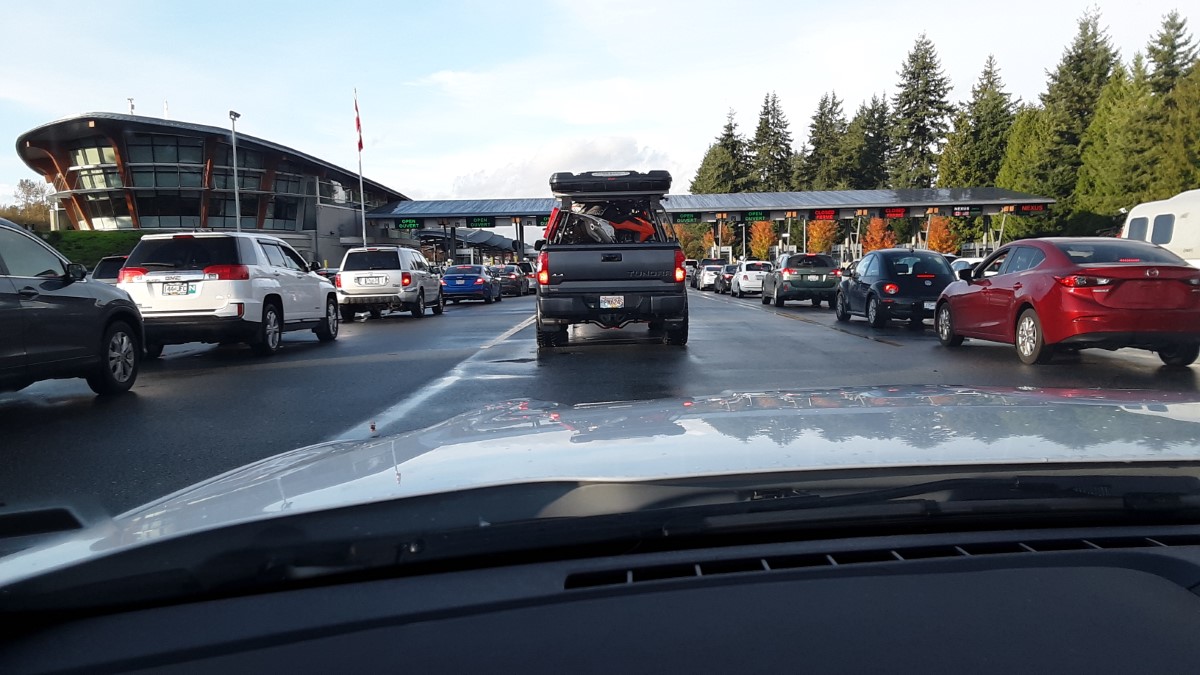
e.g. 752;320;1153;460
1120;189;1200;266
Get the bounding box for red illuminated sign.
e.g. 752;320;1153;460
883;207;908;219
1017;203;1048;213
812;209;837;220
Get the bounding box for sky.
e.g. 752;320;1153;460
0;0;1191;204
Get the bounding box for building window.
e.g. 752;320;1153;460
264;196;299;230
125;134;204;165
273;173;306;195
212;169;264;191
206;195;257;229
68;136;117;168
136;190;201;229
211;143;264;170
81;192;132;230
76;168;123;189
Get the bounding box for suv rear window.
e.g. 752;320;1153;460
92;257;126;279
786;254;835;268
1054;241;1185;265
127;237;239;270
744;262;771;271
343;250;402;271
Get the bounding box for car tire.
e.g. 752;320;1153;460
369;307;383;320
432;291;445;315
86;320;140;396
1015;308;1053;365
761;289;771;305
340;306;357;323
867;296;887;328
664;317;689;346
315;296;339;342
251;301;283;356
484;291;494;304
811;298;821;307
736;286;745;298
451;299;460;304
935;302;964;347
1158;344;1200;367
411;292;426;318
648;320;664;331
144;342;164;360
773;288;785;307
495;288;503;302
834;292;851;322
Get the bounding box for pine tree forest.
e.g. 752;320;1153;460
687;9;1199;246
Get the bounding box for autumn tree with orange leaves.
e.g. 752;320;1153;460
806;220;839;254
749;221;775;260
925;215;959;253
861;217;897;253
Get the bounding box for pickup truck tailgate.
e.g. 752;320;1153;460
544;244;679;286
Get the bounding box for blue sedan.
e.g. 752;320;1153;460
441;264;503;304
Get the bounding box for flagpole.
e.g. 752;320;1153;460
356;88;367;247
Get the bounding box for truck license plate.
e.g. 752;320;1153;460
162;282;192;296
923;301;936;310
600;295;624;309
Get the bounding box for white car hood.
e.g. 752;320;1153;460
3;386;1200;585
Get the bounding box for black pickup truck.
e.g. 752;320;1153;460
534;170;688;348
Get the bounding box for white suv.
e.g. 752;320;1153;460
335;246;444;321
118;232;338;357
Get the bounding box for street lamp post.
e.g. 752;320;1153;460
229;110;241;232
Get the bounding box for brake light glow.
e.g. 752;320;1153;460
509;273;518;279
916;273;937;279
401;272;412;287
831;269;841;277
1055;275;1114;288
172;234;194;239
117;267;148;283
674;249;686;283
1118;258;1141;263
781;267;794;279
883;282;900;295
334;273;342;288
202;264;250;280
538;251;549;284
439;278;446;286
474;278;485;285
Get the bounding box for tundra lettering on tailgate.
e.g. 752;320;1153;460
628;270;670;278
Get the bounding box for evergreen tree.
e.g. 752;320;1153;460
840;95;890;189
938;55;1016;187
1075;58;1154;217
1151;65;1200;198
1146;10;1197;98
1037;9;1119;223
790;147;812;191
804;92;851;190
995;105;1054;239
889;34;953;188
749;92;795;192
690;110;753;194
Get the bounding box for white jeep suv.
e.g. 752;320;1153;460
117;232;338;357
335;246;444;321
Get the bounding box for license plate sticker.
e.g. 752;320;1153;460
162;282;192;296
807;275;820;281
923;301;936;310
600;295;624;309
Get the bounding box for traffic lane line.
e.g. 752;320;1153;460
691;289;906;347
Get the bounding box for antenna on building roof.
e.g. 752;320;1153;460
164;100;169;119
127;98;135;114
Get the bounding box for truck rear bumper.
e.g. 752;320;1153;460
538;292;687;328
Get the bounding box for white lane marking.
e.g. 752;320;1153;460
326;314;535;442
481;314;535;349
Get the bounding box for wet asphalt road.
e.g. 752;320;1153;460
3;286;1199;515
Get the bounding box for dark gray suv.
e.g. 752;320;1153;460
0;219;143;395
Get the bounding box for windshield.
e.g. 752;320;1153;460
5;2;1200;615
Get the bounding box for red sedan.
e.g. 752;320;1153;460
934;238;1200;366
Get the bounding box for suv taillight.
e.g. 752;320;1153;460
538;252;549;285
674;249;686;283
402;272;412;287
334;273;342;288
202;265;251;280
118;267;147;283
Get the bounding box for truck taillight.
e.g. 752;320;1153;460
674;249;685;283
202;264;250;280
538;252;549;285
334;273;342;288
118;267;148;283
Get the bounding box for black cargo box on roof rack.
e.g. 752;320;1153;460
550;170;672;196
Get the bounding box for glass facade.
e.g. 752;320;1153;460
23;118;401;235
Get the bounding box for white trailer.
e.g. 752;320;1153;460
1120;189;1200;266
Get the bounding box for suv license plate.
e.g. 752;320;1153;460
807;274;820;281
923;301;936;310
600;295;624;309
359;277;385;286
162;282;192;296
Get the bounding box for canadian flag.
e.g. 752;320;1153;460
354;90;363;152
